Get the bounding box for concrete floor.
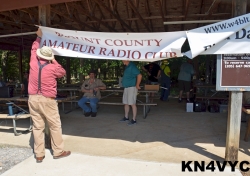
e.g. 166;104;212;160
0;97;249;175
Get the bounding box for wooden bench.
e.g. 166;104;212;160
195;96;228;105
242;107;250;142
0;113;32;136
72;100;157;118
57;96;79;114
195;96;228;100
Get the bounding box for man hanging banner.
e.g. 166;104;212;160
185;13;250;58
39;26;186;61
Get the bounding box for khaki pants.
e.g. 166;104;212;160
28;94;64;157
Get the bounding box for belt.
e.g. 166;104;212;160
36;94;55;99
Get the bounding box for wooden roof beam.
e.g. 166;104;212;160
92;0;134;32
206;0;221;15
108;0;118;29
19;8;38;24
65;3;73;18
86;0;93;14
127;0;151;32
145;0;153;32
69;2;117;32
196;0;206;28
93;3;107;32
81;0;117;32
183;0;190;19
0;0;81;12
135;0;140;32
181;0;190;31
85;0;99;30
1;11;33;25
125;0;132;28
157;0;167;32
19;8;38;16
204;0;222;26
63;12;230;24
51;7;98;31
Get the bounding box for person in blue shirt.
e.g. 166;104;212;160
120;60;142;125
178;59;195;103
0;75;6;87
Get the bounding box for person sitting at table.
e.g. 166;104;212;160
78;70;106;117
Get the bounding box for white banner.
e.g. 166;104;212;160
40;26;186;61
185;13;250;58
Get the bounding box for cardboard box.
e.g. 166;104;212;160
144;84;159;91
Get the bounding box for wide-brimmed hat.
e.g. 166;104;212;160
36;46;54;60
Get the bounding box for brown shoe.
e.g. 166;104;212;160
36;156;45;163
53;151;71;159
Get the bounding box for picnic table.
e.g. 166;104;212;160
0;97;32;136
100;88;158;118
0;95;79;151
193;84;229;103
56;87;158;118
57;87;80;112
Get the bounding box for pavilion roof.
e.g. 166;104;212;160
0;0;248;50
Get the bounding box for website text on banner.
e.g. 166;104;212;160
185;13;250;59
39;26;186;61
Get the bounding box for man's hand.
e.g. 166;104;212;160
36;28;42;38
94;87;99;91
136;85;141;90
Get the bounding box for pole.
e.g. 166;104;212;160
0;32;36;38
225;0;246;162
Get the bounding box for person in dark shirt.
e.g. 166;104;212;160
142;62;161;102
143;62;161;84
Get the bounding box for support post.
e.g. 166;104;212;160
225;92;242;161
18;47;23;83
66;58;71;84
38;4;51;149
225;0;246;162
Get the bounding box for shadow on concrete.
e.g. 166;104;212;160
1;98;249;162
59;98;249;161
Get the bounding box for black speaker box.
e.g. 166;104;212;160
193;102;206;112
0;86;12;98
